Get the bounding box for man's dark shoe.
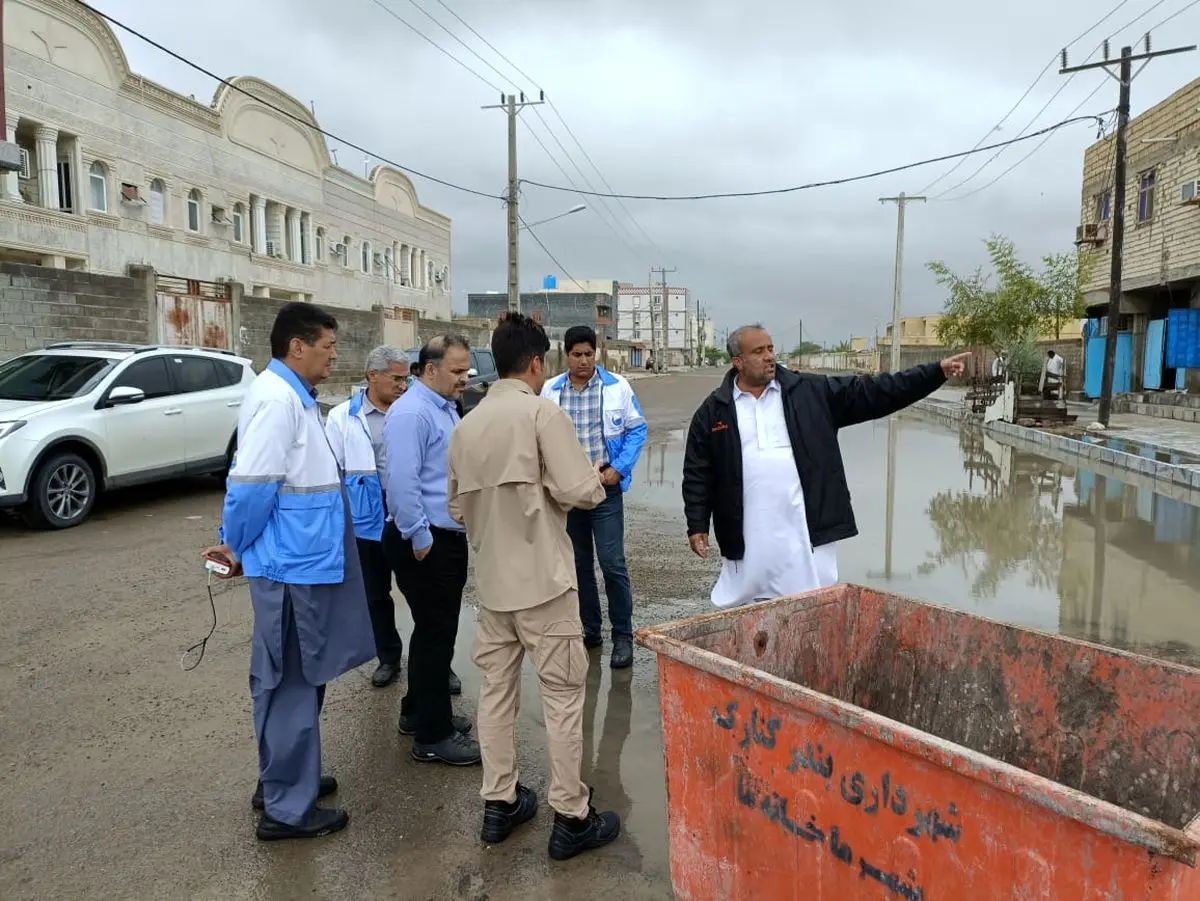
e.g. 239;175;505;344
412;730;482;766
256;806;349;841
372;662;401;687
583;633;603;650
397;712;473;737
481;783;539;844
611;637;634;669
252;775;337;810
448;668;463;695
548;805;621;860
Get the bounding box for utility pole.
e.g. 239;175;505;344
879;192;925;373
1061;36;1194;426
647;272;656;371
483;91;545;312
650;266;676;372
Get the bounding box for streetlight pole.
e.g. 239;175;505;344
879;192;925;373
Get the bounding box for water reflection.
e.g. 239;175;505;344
866;417;1200;668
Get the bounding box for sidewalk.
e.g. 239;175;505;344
912;386;1200;492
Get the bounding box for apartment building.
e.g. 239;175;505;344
616;282;695;365
466;277;616;341
1077;75;1200;395
0;0;452;350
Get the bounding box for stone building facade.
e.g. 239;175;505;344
0;0;452;333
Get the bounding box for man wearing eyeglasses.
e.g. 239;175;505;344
325;346;411;688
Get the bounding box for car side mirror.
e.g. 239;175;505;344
467;367;479;378
106;385;146;407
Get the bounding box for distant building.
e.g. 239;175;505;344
617;282;708;365
1078;76;1200;395
466;277;615;341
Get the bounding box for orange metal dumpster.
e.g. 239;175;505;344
636;583;1200;900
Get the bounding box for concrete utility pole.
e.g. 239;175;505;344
651;266;676;372
879;192;925;374
1060;36;1195;427
482;91;545;312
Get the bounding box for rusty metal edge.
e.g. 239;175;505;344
635;586;1200;868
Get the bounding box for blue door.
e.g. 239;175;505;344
1085;335;1106;398
1144;319;1166;390
1114;332;1133;394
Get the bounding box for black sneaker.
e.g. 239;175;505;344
412;730;482;766
397;712;473;737
256;806;349;841
252;774;338;810
548;804;621;860
583;633;603;650
481;783;539;844
611;638;634;669
448;668;463;696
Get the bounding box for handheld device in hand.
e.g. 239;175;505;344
203;553;232;577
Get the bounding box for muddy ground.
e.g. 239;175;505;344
0;370;725;901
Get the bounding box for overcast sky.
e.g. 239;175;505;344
95;0;1200;350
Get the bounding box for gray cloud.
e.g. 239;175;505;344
96;0;1200;347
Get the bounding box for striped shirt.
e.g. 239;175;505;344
560;371;608;464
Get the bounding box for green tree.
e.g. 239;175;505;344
832;340;853;353
927;234;1091;353
792;341;822;356
704;346;729;366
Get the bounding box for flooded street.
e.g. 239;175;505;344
3;370;1199;900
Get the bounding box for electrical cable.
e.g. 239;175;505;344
518;213;587;293
365;0;504;93
428;0;665;255
520;113;1107;202
180;574;218;671
918;0;1136;194
938;82;1109;202
1141;0;1200;34
73;0;502;200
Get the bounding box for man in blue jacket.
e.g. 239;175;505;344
541;326;647;668
202;302;374;841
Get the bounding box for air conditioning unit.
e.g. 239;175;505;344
1075;223;1106;246
434;266;447;283
373;252;384;268
333;242;347;259
265;240;282;258
18;148;30;180
211;206;230;225
1183;179;1200;204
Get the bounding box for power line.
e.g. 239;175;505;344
918;0;1136;195
398;0;523;92
932;0;1191;199
520;113;1108;202
365;0;504;93
517;213;586;293
1142;0;1200;33
428;0;664;255
939;81;1108;201
519;117;646;261
74;0;501;200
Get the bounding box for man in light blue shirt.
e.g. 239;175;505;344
383;335;481;766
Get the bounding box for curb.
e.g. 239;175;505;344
909;399;1200;493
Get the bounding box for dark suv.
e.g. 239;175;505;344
405;346;499;415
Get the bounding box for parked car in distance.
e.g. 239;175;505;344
0;341;255;529
404;345;498;415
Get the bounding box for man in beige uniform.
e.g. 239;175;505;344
448;312;622;861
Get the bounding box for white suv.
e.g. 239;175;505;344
0;342;255;529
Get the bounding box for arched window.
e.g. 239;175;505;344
149;179;165;226
315;227;326;262
361;240;371;274
88;161;107;213
232;202;245;243
186;189;202;233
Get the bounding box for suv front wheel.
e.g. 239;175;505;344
23;452;98;529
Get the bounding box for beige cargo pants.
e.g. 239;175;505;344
472;588;590;819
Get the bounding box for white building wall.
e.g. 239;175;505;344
616;284;690;350
0;0;453;318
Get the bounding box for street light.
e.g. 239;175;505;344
519;204;586;230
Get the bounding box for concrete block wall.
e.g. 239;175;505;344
1113;391;1200;421
0;262;151;356
237;295;381;393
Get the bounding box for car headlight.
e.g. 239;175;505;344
0;421;26;439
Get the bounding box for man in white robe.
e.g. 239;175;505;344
682;324;968;608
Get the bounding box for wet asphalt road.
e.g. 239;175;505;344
0;370;724;901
